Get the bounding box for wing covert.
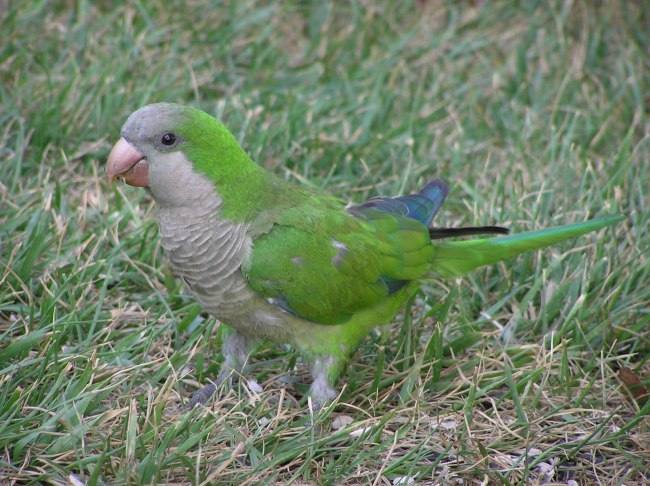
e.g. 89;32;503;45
242;202;433;324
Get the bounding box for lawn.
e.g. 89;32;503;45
1;1;649;484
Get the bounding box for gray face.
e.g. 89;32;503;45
121;103;186;159
120;103;217;209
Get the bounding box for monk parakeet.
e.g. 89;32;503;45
107;103;621;408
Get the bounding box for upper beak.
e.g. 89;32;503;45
106;137;150;187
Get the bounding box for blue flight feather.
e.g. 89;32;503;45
353;179;448;226
348;180;448;296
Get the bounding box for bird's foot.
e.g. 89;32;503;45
186;382;217;410
307;355;342;412
308;381;339;412
186;367;240;410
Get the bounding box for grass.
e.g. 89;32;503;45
1;0;649;484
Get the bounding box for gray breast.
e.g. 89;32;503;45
156;198;256;319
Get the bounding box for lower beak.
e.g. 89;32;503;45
106;137;149;187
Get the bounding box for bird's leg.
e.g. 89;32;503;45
309;355;343;410
218;326;255;384
187;326;255;409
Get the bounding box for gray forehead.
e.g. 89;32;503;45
121;103;183;141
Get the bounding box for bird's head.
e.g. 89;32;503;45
107;103;255;208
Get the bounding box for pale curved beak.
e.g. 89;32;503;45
106;137;150;187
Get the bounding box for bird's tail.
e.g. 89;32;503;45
431;215;623;277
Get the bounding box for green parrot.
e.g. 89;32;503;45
106;103;621;408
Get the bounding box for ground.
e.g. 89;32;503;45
1;1;649;484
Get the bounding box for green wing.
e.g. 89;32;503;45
242;201;433;324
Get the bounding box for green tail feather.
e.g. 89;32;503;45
431;215;623;277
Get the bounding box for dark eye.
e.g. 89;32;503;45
161;133;176;146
